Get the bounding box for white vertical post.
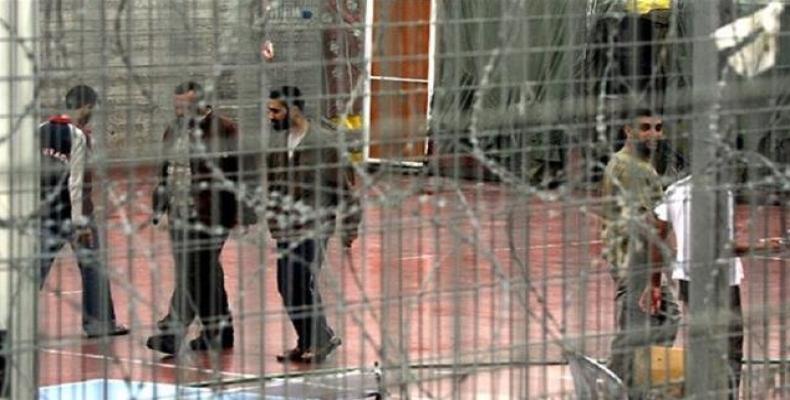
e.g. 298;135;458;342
362;0;374;162
0;1;39;398
424;0;438;155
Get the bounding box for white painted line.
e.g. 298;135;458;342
51;291;82;296
370;75;430;84
41;348;258;380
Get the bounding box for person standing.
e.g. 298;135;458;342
147;81;257;355
38;84;129;338
655;173;784;399
600;108;680;393
266;86;360;363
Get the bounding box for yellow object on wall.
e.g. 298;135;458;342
331;114;363;130
330;114;364;164
625;0;672;14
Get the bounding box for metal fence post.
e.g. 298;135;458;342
688;0;732;398
0;1;39;398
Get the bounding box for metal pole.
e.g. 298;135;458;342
688;0;731;398
0;1;39;399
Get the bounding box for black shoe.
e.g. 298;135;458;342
189;327;234;351
301;336;342;364
146;334;181;355
276;346;307;363
86;324;130;339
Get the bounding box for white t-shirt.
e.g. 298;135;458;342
288;128;307;160
654;175;744;286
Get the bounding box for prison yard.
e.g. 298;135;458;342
1;0;790;399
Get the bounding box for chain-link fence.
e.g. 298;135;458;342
1;0;789;398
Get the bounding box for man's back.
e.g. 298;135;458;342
40;117;82;225
655;176;744;285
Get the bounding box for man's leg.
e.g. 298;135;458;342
276;240;311;351
728;285;744;400
160;226;199;330
73;223;127;337
608;270;658;397
617;14;655;94
190;229;233;350
303;238;335;352
680;280;742;399
608;282;633;382
38;224;65;290
276;238;336;361
649;283;680;346
147;226;198;354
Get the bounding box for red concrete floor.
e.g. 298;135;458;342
36;173;790;398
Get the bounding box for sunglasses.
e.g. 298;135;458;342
638;123;663;132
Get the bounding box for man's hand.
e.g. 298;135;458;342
341;234;355;249
262;40;275;61
734;237;786;256
151;213;168;230
232;224;257;240
639;285;662;315
75;227;94;247
758;237;785;251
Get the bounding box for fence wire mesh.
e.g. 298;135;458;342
0;0;789;398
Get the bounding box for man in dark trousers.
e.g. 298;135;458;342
266;86;360;363
147;81;257;355
38;84;129;338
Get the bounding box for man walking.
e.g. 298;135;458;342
600;108;679;393
266;86;360;363
147;81;257;355
38;84;129;338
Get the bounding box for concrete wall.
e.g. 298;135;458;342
39;0;274;160
38;0;366;160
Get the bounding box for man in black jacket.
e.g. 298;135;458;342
147;81;258;355
266;86;360;363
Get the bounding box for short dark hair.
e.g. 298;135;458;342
174;81;204;100
615;107;657;148
619;108;655;127
269;86;305;111
65;84;98;110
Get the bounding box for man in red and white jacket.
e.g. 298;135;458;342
39;84;128;338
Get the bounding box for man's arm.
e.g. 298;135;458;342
68;126;88;227
152;127;172;221
224;118;261;227
326;141;361;247
733;237;784;256
616;163;667;314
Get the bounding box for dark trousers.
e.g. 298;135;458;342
276;238;334;350
158;226;231;333
679;280;744;400
616;11;670;97
608;274;680;396
38;220;118;334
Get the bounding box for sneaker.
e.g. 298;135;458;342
146;334;181;355
275;347;307;363
301;336;342;364
189;327;234;351
86;323;130;339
